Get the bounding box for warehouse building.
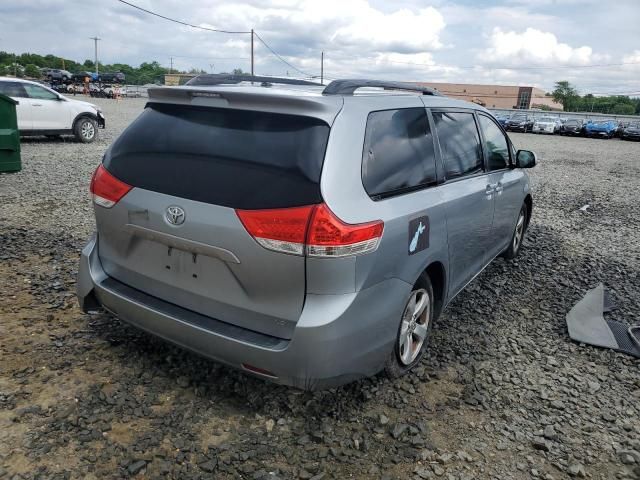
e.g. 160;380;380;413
415;82;563;110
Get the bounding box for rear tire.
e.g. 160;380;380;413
502;204;527;260
74;117;98;143
385;274;434;379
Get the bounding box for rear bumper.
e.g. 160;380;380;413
77;234;410;390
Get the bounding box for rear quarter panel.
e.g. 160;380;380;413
319;95;450;295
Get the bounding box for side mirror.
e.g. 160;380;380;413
515;150;536;168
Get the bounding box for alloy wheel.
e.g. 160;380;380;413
81;121;95;140
513;209;526;253
398;288;431;366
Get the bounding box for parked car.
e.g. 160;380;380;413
621;122;640;140
492;113;509;128
0;76;105;142
72;71;99;83
584;119;618;138
77;75;536;389
615;121;629;138
559;118;586;136
505;113;535;132
40;68;73;83
77;75;535;389
532;116;561;134
99;72;126;83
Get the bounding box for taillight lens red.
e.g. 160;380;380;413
90;165;132;208
236;203;383;257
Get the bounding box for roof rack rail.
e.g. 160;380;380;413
322;79;442;96
185;74;323;87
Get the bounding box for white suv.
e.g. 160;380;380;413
0;77;105;143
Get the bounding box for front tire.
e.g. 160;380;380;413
74;117;98;143
385;274;434;378
502;204;527;260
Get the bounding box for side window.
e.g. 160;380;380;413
478;115;510;171
23;84;59;100
362;108;437;198
0;81;28;98
432;111;483;179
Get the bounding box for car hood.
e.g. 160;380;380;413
625;127;640;133
587;123;614;130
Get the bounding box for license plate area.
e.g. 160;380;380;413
164;246;203;280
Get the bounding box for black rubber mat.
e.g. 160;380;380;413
606;320;640;359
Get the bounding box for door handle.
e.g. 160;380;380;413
32;103;43;107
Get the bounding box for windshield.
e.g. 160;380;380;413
538;117;555;122
628;123;639;128
566;120;579;125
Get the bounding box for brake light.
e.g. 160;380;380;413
90;164;132;208
307;203;384;257
236;203;383;257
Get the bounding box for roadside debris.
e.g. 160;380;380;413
566;284;640;358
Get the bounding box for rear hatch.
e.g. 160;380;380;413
95;91;339;339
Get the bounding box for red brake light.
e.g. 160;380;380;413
90;165;132;208
236;205;315;255
236;203;383;257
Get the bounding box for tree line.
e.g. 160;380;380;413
552;81;640;115
0;51;239;85
2;52;638;113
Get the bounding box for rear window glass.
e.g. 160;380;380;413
104;103;330;209
362;108;437;199
432;111;483;179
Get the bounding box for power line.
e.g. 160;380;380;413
253;31;314;78
116;0;313;78
116;0;251;34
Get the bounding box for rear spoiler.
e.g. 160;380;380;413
147;86;343;125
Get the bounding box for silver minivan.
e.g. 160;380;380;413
77;76;536;389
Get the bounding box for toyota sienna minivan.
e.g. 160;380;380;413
77;75;536;390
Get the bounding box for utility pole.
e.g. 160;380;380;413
90;36;101;75
320;51;324;85
250;29;254;76
209;63;214;73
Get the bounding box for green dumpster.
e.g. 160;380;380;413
0;92;21;173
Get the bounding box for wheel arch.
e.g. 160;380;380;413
72;112;98;129
415;261;446;321
524;194;533;231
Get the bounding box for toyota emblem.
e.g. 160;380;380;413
165;206;186;226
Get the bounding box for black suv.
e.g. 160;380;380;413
505;113;535;133
99;72;126;83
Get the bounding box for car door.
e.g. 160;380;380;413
477;113;524;258
22;84;72;130
0;81;33;130
430;109;494;297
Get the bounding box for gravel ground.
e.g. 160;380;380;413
1;97;639;480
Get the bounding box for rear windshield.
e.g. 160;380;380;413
103;103;330;209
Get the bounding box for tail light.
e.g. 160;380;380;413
90;165;132;208
236;203;383;257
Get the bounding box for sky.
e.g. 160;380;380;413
1;0;639;94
